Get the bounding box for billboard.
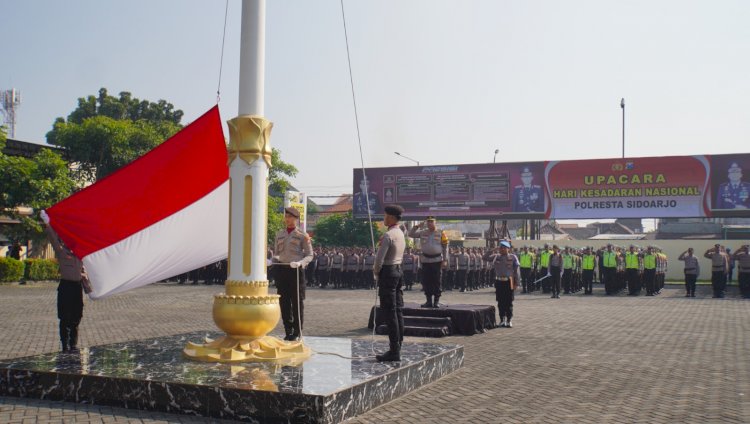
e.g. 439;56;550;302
353;162;547;219
354;153;750;219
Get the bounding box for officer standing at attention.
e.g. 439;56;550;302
408;216;449;307
484;240;520;327
732;245;750;298
678;247;700;297
704;244;730;298
373;205;406;362
581;247;596;295
548;245;564;299
601;244;618;295
642;246;658;296
273;207;313;341
625;245;641;295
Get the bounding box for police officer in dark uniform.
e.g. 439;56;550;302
353;175;381;215
373;205;406;362
512;167;544;212
715;162;750;209
272;207;313;341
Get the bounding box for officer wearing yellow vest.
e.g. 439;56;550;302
642;246;658;296
582;247;596;295
519;246;533;293
562;247;574;294
600;244;619;295
625;245;642;295
539;244;552;293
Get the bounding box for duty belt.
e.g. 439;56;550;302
496;277;510;282
423;253;442;258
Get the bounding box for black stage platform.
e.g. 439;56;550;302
368;302;497;337
0;332;463;423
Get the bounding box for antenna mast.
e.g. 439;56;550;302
1;89;22;138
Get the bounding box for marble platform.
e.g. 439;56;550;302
0;332;463;423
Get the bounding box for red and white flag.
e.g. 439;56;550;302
42;106;229;299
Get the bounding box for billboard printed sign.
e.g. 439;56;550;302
354;153;750;219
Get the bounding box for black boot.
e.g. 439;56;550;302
59;322;69;352
421;294;433;308
433;295;442;308
69;326;79;351
376;343;401;362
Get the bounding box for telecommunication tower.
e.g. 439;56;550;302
1;89;22;138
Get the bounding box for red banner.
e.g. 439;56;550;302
354;153;750;219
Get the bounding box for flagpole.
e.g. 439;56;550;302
184;0;310;363
227;0;271;283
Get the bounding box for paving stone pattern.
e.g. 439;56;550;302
0;282;748;423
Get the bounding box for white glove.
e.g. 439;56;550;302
290;261;301;269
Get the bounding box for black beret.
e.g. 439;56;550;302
384;204;404;219
284;207;300;218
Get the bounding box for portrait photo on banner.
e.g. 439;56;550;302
710;154;750;211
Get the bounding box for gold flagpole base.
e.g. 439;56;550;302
183;334;310;364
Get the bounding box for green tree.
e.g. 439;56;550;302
314;211;381;247
266;148;299;245
46;88;183;181
0;127;76;255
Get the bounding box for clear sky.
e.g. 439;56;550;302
4;0;750;207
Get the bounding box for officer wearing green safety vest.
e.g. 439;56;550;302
582;247;596;294
601;244;618;295
539;244;552;293
519;246;533;293
562;247;574;294
625;245;642;295
643;247;658;296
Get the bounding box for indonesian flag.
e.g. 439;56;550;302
42;106;229;299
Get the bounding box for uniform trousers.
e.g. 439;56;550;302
562;269;572;293
643;268;656;295
275;266;306;337
422;262;443;296
58;279;83;350
711;270;726;297
520;268;531;292
495;279;514;321
603;267;617;294
316;268;329;287
456;269;468;291
626;268;641;295
403;270;415;289
550;266;562;296
582;269;594;293
378;265;404;351
684;273;697;296
738;272;750;298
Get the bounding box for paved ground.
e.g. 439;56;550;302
0;281;748;423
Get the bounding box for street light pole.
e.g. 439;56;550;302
394;151;420;166
620;98;625;158
493;148;499;163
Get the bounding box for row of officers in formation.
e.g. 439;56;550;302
167;242;750;300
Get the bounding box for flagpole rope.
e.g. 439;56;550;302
216;0;230;104
339;0;382;357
